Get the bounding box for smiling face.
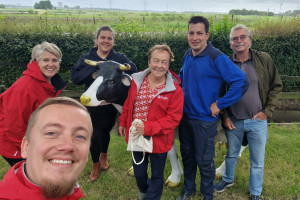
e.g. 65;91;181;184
21;104;92;195
148;49;170;81
188;23;209;56
37;51;60;82
96;30;114;56
230;28;252;54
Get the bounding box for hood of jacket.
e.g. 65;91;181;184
132;68;181;93
23;61;67;92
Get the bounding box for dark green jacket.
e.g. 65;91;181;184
221;49;283;119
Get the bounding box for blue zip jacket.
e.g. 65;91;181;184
179;42;248;121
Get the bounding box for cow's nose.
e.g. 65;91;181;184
80;95;91;106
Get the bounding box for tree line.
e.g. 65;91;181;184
34;0;53;9
229;9;275;16
229;9;300;16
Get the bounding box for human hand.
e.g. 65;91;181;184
252;111;267;120
123;63;131;70
91;61;104;79
210;102;220;118
223;117;235;130
119;126;127;137
92;71;98;79
135;122;144;136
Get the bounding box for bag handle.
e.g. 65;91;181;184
129;119;146;165
131;151;145;165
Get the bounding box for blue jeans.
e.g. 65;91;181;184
179;115;218;200
223;118;268;195
133;151;167;200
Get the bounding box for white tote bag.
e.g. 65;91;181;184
127;119;153;165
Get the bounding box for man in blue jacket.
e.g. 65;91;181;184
176;16;248;200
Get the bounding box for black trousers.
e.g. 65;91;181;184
90;125;114;163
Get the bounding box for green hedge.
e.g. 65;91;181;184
0;31;299;91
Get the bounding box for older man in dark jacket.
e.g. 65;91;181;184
214;24;282;200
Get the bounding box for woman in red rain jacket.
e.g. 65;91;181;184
119;44;183;200
0;42;67;166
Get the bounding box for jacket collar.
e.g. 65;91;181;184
132;68;178;92
22;61;67;92
187;42;212;57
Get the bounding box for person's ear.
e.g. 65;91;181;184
206;31;210;39
21;137;29;159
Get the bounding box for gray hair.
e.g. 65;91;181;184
30;42;62;63
229;24;252;42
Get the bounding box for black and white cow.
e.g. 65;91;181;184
80;59;131;113
79;59;248;188
80;59;184;188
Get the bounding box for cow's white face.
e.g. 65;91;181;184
80;59;132;113
80;73;131;109
80;76;108;106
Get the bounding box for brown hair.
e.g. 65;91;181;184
94;25;115;47
148;44;175;62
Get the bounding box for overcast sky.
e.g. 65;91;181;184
1;0;299;13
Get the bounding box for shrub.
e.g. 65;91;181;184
0;15;298;91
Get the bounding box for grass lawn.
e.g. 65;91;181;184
0;123;299;199
1;9;298;34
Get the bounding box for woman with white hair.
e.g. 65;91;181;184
0;41;67;167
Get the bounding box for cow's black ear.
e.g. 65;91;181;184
122;74;131;86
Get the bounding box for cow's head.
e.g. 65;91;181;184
80;59;131;109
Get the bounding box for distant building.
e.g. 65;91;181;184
58;2;63;9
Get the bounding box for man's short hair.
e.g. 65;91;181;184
188;16;210;33
230;24;252;42
25;97;89;140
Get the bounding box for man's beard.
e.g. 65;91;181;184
41;178;77;199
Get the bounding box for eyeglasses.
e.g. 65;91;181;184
231;35;247;42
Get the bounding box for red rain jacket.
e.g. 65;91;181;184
119;69;183;153
0;161;84;199
0;61;67;158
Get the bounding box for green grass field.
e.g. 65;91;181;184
0;8;299;199
1;9;298;34
0;123;299;199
